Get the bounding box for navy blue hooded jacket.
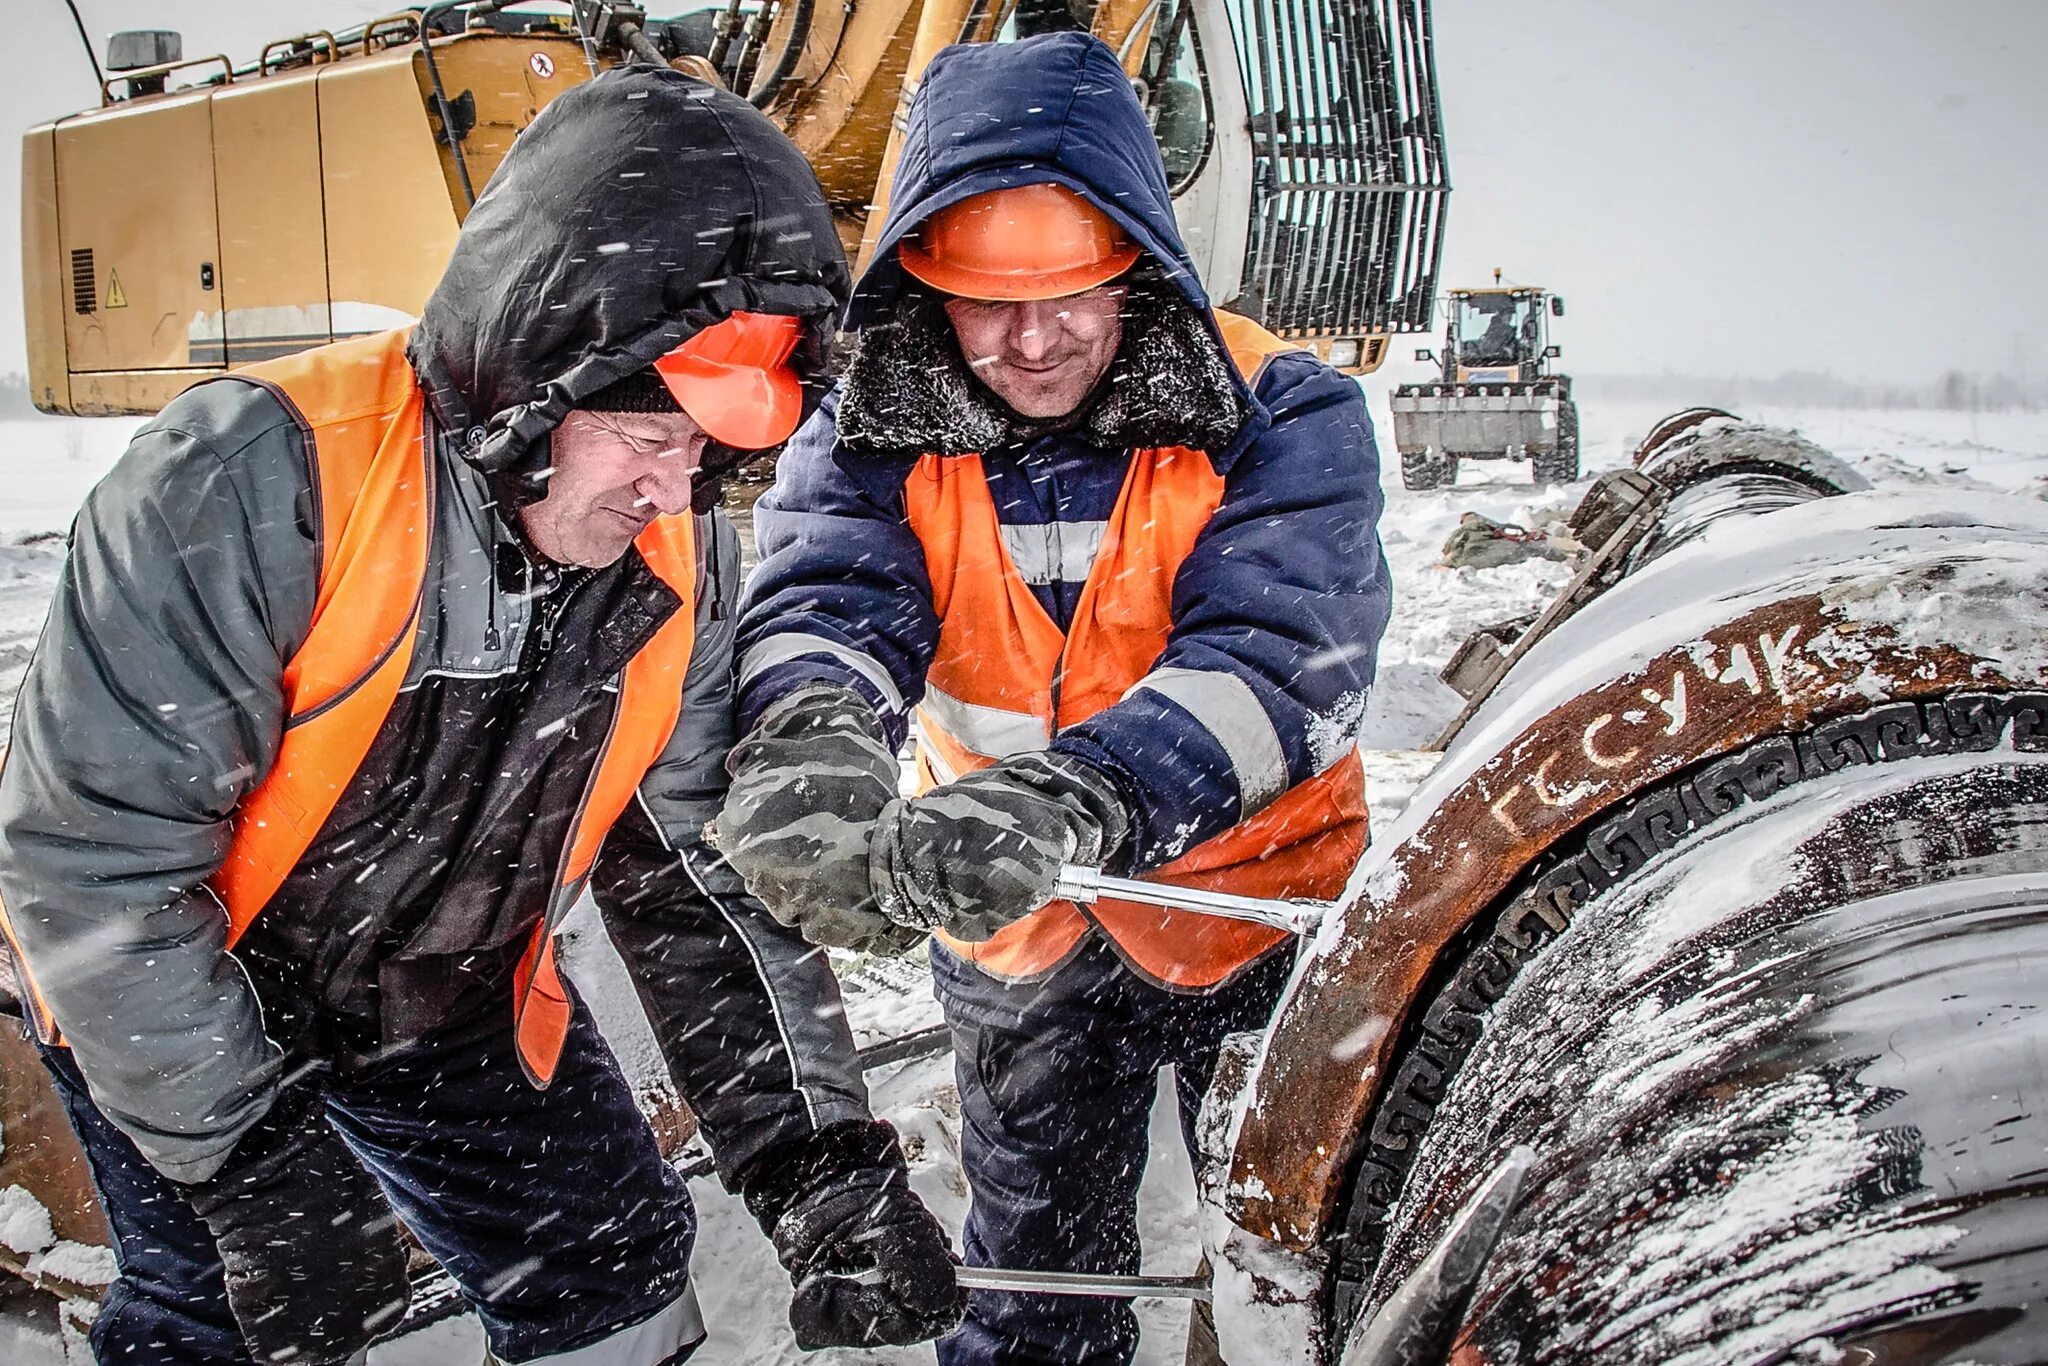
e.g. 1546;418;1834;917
735;33;1392;873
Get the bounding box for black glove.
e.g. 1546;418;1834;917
739;1120;965;1350
869;750;1130;941
183;1084;410;1366
717;685;925;954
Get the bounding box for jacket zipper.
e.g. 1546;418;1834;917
1014;440;1072;735
1049;646;1067;733
520;565;614;971
531;568;587;655
537;688;624;943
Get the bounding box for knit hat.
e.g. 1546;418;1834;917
580;367;683;414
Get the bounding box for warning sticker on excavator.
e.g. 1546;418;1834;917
530;52;555;79
104;269;128;309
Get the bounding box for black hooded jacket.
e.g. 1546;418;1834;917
0;66;865;1185
411;65;848;504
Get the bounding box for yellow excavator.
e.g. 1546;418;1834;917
21;0;1450;416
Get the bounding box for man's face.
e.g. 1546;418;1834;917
520;410;707;568
943;285;1125;420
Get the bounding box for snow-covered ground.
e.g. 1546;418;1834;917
1;394;2043;1365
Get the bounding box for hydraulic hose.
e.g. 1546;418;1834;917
707;0;746;73
614;19;669;66
729;1;778;100
747;0;817;107
418;0;505;208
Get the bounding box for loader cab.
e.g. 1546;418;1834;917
1445;287;1560;382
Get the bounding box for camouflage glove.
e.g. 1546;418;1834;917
718;685;924;954
869;750;1130;941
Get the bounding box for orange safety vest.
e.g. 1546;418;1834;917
907;313;1368;989
3;329;698;1085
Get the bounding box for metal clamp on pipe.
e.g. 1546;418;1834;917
1054;865;1331;937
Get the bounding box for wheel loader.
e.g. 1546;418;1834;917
19;0;1452;417
1390;279;1579;490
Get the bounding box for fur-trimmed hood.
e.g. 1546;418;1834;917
837;32;1252;455
837;276;1244;455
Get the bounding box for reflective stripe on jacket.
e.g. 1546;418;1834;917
213;329;699;1085
909;315;1368;988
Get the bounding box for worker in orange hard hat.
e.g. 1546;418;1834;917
0;65;963;1366
721;31;1390;1366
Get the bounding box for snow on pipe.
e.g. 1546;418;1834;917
1624;406;1870;568
1431;409;1873;748
1201;411;2048;1365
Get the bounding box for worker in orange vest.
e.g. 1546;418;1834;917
0;69;958;1366
718;33;1391;1366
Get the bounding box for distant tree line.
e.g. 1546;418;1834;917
1577;369;2048;412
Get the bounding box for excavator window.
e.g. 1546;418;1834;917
1139;2;1213;190
993;0;1213;194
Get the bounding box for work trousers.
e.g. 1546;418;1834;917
40;989;702;1366
931;937;1294;1366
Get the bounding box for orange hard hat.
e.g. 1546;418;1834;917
653;311;805;449
897;184;1141;301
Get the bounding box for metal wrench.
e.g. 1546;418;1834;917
840;1265;1212;1302
1055;864;1332;936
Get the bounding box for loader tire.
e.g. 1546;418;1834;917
1401;449;1449;491
1532;402;1580;484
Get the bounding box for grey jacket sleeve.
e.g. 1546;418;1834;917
592;508;873;1184
0;382;318;1184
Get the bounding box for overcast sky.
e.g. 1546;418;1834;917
3;1;2042;385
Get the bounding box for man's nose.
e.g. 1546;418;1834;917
1008;300;1063;361
635;451;698;516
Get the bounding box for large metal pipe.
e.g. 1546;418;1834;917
1625;406;1870;567
1203;411;2048;1364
